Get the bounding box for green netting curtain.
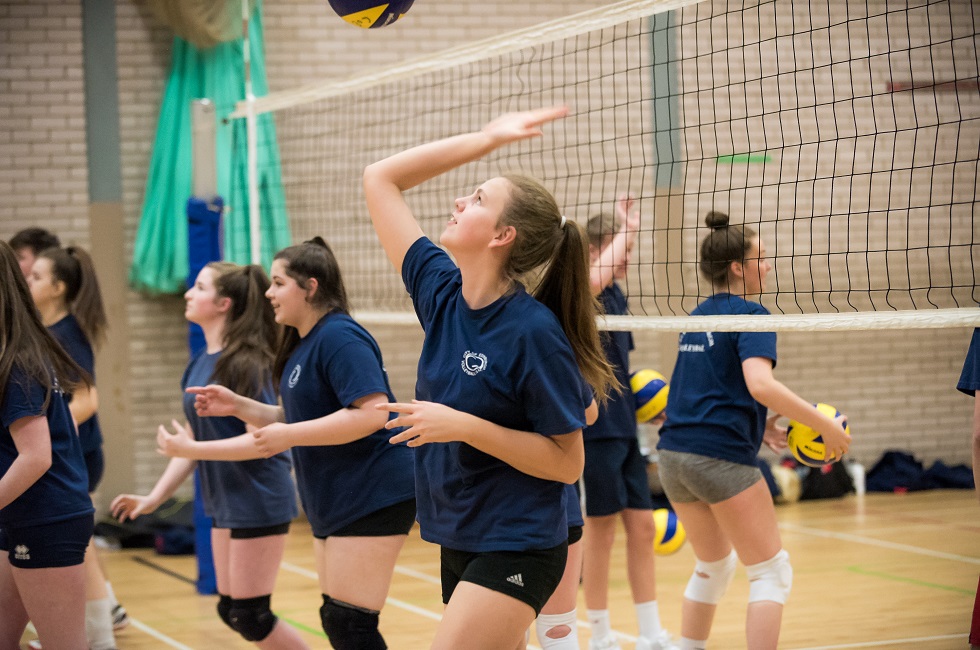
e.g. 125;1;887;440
129;0;291;294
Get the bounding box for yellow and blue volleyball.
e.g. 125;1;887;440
327;0;415;28
630;369;669;423
787;403;850;468
652;508;686;555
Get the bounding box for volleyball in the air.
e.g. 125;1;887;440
327;0;415;28
787;403;850;468
631;369;669;423
652;508;686;555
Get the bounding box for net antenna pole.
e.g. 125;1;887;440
191;99;217;202
242;0;260;265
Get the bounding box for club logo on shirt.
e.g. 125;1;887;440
461;350;488;376
14;545;29;561
288;364;302;388
678;331;714;352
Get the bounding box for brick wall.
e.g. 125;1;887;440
1;0;975;506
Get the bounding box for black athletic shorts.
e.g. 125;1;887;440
440;540;568;615
230;522;291;539
0;514;93;569
318;498;416;539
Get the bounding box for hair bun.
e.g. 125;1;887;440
705;210;730;230
305;236;329;249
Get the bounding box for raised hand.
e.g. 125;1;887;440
186;384;238;418
481;106;570;145
615;193;640;233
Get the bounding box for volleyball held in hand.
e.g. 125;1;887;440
652;508;686;555
631;369;669;423
327;0;415;28
787;403;850;467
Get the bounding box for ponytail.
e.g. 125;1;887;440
39;246;107;350
499;174;616;403
209;263;279;398
534;221;617;403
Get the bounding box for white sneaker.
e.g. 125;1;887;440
635;630;680;650
588;635;622;650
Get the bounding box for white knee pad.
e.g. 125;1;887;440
745;549;792;605
683;550;738;605
536;610;580;649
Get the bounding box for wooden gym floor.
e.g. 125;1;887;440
21;490;979;649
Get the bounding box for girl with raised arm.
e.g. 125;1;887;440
111;262;306;649
656;211;851;650
163;239;415;650
0;240;93;649
363;106;615;650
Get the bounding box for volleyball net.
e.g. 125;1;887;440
229;0;979;331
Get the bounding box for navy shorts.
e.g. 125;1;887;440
0;514;94;569
440;541;568;615
582;437;654;517
84;447;105;493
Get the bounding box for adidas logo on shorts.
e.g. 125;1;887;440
14;545;29;561
506;573;524;587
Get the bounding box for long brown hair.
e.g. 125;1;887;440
499;174;616;402
271;237;351;385
698;210;757;288
0;241;88;409
38;245;108;350
207;262;279;399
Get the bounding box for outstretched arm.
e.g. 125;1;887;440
743;357;850;460
185;384;284;428
363;106;570;273
381;400;584;484
590;193;641;294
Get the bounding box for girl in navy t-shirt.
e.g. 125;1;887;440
27;244;125;647
0;240;93;649
656;211;851;650
170;240;415;650
111;263;306;649
364;106;615;649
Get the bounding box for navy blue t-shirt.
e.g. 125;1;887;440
402;237;589;552
958;328;980;396
0;366;93;527
278;312;414;538
181;351;297;529
657;293;777;466
48;315;102;453
584;283;636;441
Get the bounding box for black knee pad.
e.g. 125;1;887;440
228;595;277;642
216;594;234;630
319;595;387;650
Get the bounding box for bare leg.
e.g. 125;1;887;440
433;581;537;650
14;563;87;650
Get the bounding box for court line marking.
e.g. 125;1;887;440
846;565;976;595
795;632;968;649
779;522;980;565
128;617;197;650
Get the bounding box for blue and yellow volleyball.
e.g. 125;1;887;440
652;508;686;555
327;0;415;28
787;403;850;468
631;369;669;423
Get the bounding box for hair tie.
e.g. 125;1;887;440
559;215;567;229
